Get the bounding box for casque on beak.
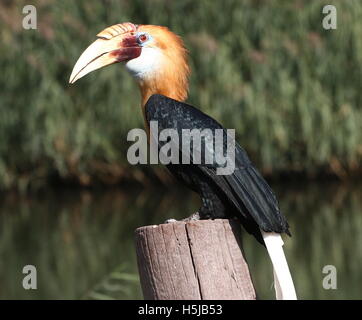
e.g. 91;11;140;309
69;24;141;84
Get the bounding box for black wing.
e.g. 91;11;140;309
145;94;290;236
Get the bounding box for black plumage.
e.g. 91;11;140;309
145;94;290;244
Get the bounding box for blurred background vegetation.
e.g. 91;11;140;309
0;0;361;191
0;0;361;300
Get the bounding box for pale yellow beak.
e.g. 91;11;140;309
69;28;141;84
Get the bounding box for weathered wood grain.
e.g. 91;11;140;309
135;219;256;300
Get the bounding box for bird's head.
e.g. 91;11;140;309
69;22;190;106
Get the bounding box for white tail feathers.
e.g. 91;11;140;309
261;230;297;300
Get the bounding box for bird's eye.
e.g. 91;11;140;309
137;33;148;44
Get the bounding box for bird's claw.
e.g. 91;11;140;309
164;212;201;224
182;211;200;222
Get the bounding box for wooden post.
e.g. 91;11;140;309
135;219;256;300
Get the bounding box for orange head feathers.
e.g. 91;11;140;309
131;24;190;105
69;22;190;107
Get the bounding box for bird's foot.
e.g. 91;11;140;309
164;212;201;224
182;211;200;222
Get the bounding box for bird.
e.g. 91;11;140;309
69;22;297;300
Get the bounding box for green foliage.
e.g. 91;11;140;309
1;0;362;190
82;265;140;300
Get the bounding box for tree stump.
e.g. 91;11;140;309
135;219;256;300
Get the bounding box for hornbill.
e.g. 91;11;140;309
69;22;297;299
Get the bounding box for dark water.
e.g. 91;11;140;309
0;181;361;300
